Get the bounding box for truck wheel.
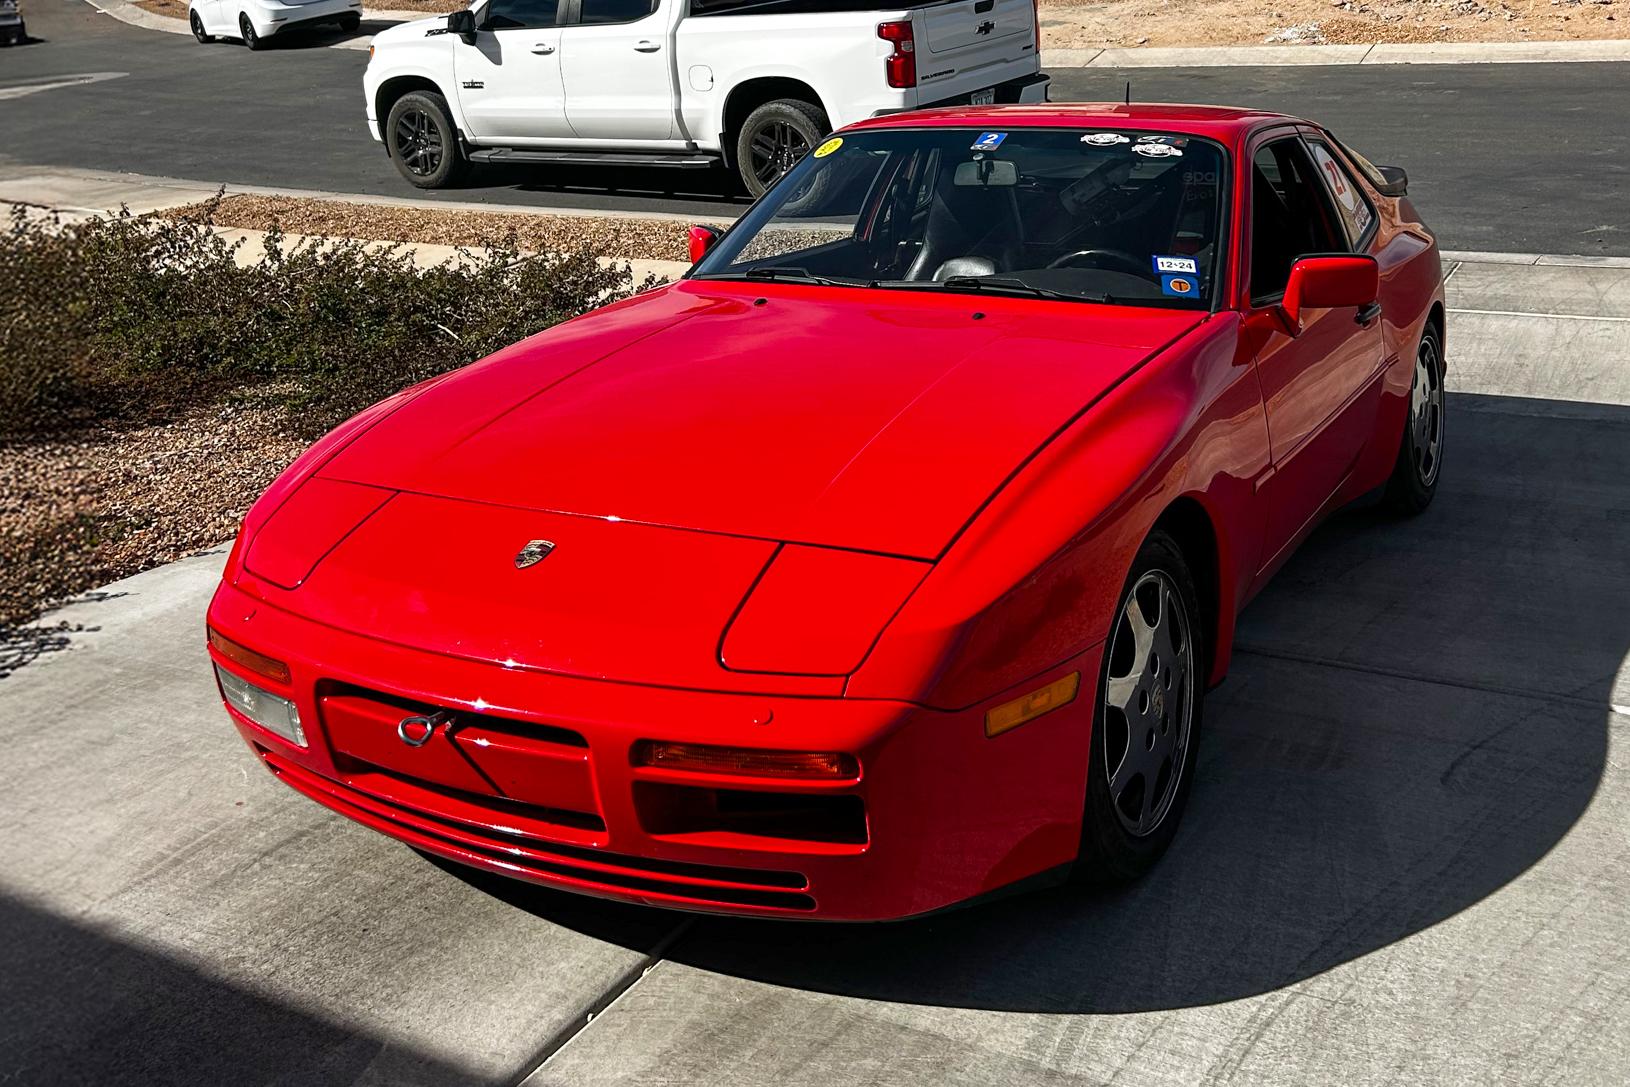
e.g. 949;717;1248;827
735;99;828;198
386;91;467;190
339;12;360;30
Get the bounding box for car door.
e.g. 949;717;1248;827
1245;132;1385;565
559;0;676;141
453;0;575;142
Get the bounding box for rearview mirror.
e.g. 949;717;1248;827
1281;254;1379;335
687;224;720;264
953;160;1017;187
447;9;477;44
1374;164;1409;197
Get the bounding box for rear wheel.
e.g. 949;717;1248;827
735;98;827;198
190;11;212;42
1078;530;1204;883
1384;321;1445;515
239;14;263;49
386;91;466;189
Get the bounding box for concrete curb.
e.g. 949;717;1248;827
1043;38;1630;68
1441;249;1630;269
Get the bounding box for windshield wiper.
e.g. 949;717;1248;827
695;266;869;287
874;276;1111;304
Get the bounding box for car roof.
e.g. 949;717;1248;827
844;103;1307;143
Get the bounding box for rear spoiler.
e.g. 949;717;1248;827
1374;164;1409;197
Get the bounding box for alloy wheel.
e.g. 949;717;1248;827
748;120;811;188
1410;333;1444;487
393;109;443;178
1102;569;1195;837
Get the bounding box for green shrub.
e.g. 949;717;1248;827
0;200;648;439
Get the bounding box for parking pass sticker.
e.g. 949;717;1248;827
971;132;1007;151
1161;274;1199;298
1154;255;1199;275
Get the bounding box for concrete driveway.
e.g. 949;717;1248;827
2;254;1628;1084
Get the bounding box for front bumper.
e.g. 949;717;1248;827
208;577;1097;921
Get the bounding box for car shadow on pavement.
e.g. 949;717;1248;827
0;892;484;1085
469;391;1626;1014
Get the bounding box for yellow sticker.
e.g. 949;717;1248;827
813;137;843;159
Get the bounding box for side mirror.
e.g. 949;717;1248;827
687;224;721;264
447;9;477;44
1374;165;1408;197
1280;254;1379;335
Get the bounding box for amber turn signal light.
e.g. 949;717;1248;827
207;627;292;686
633;741;859;780
985;672;1081;738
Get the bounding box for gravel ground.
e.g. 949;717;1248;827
164;195;718;263
1041;0;1625;49
0;401;304;635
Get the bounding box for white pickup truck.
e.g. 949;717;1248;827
363;0;1048;195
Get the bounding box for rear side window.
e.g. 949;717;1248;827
1249;138;1347;303
1306;138;1375;247
576;0;659;23
484;0;561;28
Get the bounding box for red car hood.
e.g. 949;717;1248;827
320;281;1204;559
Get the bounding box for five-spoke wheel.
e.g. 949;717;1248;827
1386;321;1446;514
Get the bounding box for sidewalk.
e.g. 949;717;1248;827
0;166;694;281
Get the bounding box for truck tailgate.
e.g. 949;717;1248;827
920;0;1033;55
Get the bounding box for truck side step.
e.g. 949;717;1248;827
467;148;717;169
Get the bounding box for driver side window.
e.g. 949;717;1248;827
1249;138;1346;303
484;0;561;29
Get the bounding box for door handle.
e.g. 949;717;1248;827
531;42;555;54
1355;301;1382;327
633;39;660;52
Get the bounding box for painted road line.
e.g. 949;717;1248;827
0;73;128;101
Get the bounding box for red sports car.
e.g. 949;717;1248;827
207;104;1445;921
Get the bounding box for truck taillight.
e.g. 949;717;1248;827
878;20;916;89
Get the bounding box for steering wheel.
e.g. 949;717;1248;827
1045;248;1155;278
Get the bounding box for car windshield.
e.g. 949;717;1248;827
692;126;1227;308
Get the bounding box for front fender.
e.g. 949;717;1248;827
849;314;1268;709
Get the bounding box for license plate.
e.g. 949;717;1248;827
971;88;995;106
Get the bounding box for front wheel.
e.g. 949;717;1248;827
386;91;466;189
1077;529;1204;883
734;99;827;198
190;11;212;42
239;14;264;49
1384;322;1445;515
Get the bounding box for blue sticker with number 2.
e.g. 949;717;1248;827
971;132;1007;151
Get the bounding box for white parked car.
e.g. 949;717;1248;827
1;0;25;46
363;0;1048;195
189;0;362;49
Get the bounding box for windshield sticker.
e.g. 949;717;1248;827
1154;255;1200;275
1134;143;1183;159
971;132;1008;151
1138;135;1189;148
813;137;843;159
1161;274;1199;298
1081;133;1131;146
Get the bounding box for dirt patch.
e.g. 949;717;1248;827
1040;0;1624;49
371;0;468;11
0;402;304;629
135;0;191;20
161;194;715;263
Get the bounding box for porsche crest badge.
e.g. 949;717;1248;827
514;539;555;569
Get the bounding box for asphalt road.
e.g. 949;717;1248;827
4;0;1630;253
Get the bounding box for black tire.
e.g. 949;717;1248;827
239;14;263;49
385;91;466;190
734;98;828;198
1077;529;1205;883
339;12;360;30
1384;321;1445;515
190;11;212;42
